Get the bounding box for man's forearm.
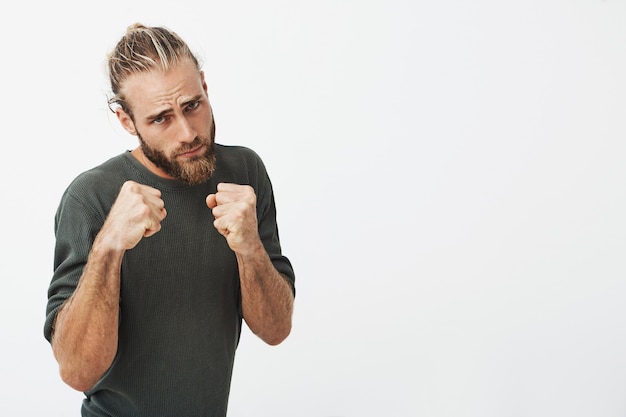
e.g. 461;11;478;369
52;243;124;392
237;245;294;346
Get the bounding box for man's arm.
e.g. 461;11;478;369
207;183;294;345
236;246;294;345
52;243;123;392
52;181;166;391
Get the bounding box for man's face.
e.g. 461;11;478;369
116;58;216;185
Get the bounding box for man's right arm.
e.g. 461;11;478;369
51;180;167;392
52;242;124;392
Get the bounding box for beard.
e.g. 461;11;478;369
137;120;217;185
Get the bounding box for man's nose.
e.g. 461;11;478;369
177;116;196;143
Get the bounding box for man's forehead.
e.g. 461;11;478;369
121;60;205;112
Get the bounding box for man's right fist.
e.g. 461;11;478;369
99;181;167;251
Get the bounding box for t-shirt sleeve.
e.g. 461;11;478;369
43;188;105;343
252;153;296;296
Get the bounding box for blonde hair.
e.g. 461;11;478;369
107;23;200;114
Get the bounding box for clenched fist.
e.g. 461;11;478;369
99;180;167;251
206;183;262;255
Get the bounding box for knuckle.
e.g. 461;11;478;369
122;180;138;191
138;204;152;217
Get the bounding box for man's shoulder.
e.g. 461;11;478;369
63;152;134;202
215;143;261;162
214;143;268;184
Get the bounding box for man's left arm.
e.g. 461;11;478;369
207;182;294;345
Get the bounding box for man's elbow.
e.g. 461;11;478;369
262;321;292;346
59;365;99;392
55;348;110;393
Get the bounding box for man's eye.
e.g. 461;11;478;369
186;101;200;111
153;116;166;125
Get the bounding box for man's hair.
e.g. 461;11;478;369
107;23;200;115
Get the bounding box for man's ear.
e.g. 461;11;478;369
115;107;137;136
200;70;208;95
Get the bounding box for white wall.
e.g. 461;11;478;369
2;1;625;416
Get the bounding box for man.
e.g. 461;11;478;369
44;23;295;417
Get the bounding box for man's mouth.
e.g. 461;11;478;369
177;144;205;158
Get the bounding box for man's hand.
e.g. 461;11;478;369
100;180;167;251
206;183;261;255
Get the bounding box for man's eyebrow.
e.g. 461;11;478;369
182;94;204;107
145;108;172;122
144;95;204;121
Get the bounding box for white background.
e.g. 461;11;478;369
1;1;625;416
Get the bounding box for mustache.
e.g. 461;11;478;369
175;135;211;155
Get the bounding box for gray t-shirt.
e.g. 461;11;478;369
44;145;295;417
